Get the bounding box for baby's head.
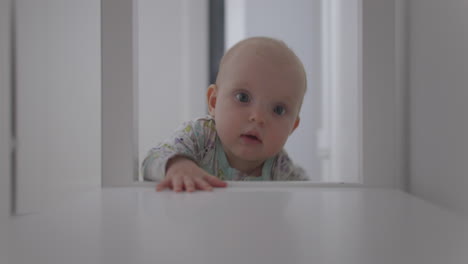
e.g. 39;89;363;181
207;37;307;171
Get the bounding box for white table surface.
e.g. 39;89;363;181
7;184;468;264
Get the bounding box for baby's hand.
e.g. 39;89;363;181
156;156;227;192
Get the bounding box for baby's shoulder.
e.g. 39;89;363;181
188;115;216;134
176;115;215;132
271;150;308;181
176;116;218;148
272;149;293;170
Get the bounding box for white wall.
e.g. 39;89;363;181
0;0;12;260
409;0;468;216
137;0;208;179
14;0;101;213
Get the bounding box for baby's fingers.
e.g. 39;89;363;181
194;177;213;191
172;176;184;192
156;178;172;191
204;174;228;188
183;176;196;192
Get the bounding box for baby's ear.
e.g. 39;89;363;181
207;84;218;115
290;116;300;135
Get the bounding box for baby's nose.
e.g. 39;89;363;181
249;108;266;124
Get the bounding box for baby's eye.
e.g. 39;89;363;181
273;105;286;116
235;92;250;103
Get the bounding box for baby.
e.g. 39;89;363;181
142;37;308;192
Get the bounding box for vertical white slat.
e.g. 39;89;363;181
320;0;362;183
0;0;13;261
394;0;409;191
102;0;138;186
361;0;399;188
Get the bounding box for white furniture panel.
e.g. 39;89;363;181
15;0;101;214
409;0;468;217
8;186;468;264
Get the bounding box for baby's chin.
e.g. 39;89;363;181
230;147;277;163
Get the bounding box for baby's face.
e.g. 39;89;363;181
208;45;305;166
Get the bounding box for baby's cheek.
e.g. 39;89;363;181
215;119;235;142
270;129;291;149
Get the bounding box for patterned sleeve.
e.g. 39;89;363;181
141;118;208;182
271;150;308;181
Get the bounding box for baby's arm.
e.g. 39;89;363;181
156;156;226;192
142;119;227;192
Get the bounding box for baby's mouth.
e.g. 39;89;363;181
240;133;262;143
